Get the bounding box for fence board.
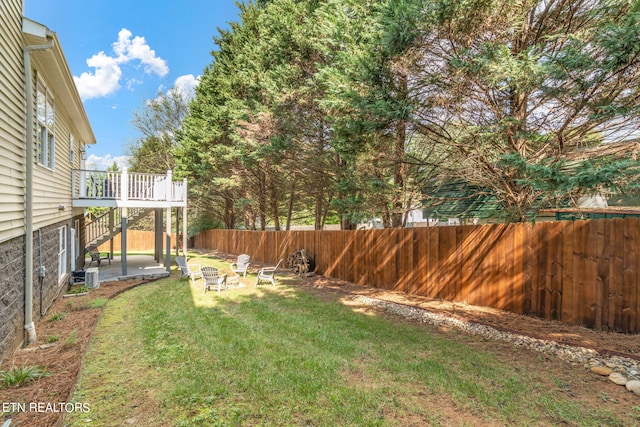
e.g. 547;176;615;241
594;220;606;330
504;224;515;313
513;223;525;314
550;222;563;321
583;220;599;328
440;227;457;300
409;229;419;294
453;226;464;302
457;226;471;303
611;219;625;330
501;225;510;310
623;219;639;332
487;225;501;309
573;221;588;326
426;229;438;297
560;222;574;324
395;229;410;292
415;229;429;296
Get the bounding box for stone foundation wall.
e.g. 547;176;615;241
0;219;73;362
33;221;72;319
0;235;26;362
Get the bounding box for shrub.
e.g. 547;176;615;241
64;329;79;348
45;335;59;344
88;298;109;309
67;285;91;295
49;312;66;321
0;365;50;388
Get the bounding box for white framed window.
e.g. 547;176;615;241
69;134;75;164
36;81;55;169
58;225;67;281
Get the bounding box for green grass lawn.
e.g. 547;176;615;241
67;254;631;427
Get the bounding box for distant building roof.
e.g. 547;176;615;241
540;206;640;220
421;181;502;219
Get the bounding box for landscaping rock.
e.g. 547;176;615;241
626;380;640;395
353;295;640;395
591;366;613;376
609;372;628;385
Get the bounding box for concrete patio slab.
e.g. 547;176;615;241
83;255;170;283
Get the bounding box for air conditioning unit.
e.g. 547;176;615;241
85;268;100;289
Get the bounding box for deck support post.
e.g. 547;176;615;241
154;208;163;263
121;169;129;277
165;207;171;272
182;200;188;256
121;208;128;277
175;207;180;258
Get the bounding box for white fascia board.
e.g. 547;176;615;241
22;17;50;39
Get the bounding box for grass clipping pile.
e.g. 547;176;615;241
0;279;146;427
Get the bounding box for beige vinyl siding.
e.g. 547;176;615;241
32;107;76;230
0;0;27;243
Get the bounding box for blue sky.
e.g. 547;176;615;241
24;0;242;170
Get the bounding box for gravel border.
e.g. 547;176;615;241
352;294;640;392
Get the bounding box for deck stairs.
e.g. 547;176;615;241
85;207;153;252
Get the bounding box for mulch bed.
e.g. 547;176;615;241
0;279;147;427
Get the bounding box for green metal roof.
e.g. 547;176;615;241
421;181;503;219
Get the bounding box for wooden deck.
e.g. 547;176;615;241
71;168;187;208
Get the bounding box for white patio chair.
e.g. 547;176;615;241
230;254;251;278
255;259;283;286
202;266;228;293
175;256;202;284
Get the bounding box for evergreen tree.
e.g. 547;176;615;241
388;0;640;221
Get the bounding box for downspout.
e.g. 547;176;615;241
24;33;54;345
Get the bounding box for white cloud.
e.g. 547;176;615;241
126;78;143;91
85;153;130;171
113;29;169;76
73;52;122;100
74;28;169;101
147;75;200;113
172;74;200;100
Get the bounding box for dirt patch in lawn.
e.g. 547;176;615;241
2;262;640;426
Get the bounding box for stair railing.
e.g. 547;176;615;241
84;207;148;250
85;209;119;248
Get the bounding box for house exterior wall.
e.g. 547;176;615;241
0;0;27;244
30;52;84;231
0;0;95;360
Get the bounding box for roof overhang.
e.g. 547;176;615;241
22;17;96;146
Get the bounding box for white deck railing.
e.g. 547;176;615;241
72;168;187;203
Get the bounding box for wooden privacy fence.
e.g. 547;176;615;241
194;218;640;334
97;230;163;252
